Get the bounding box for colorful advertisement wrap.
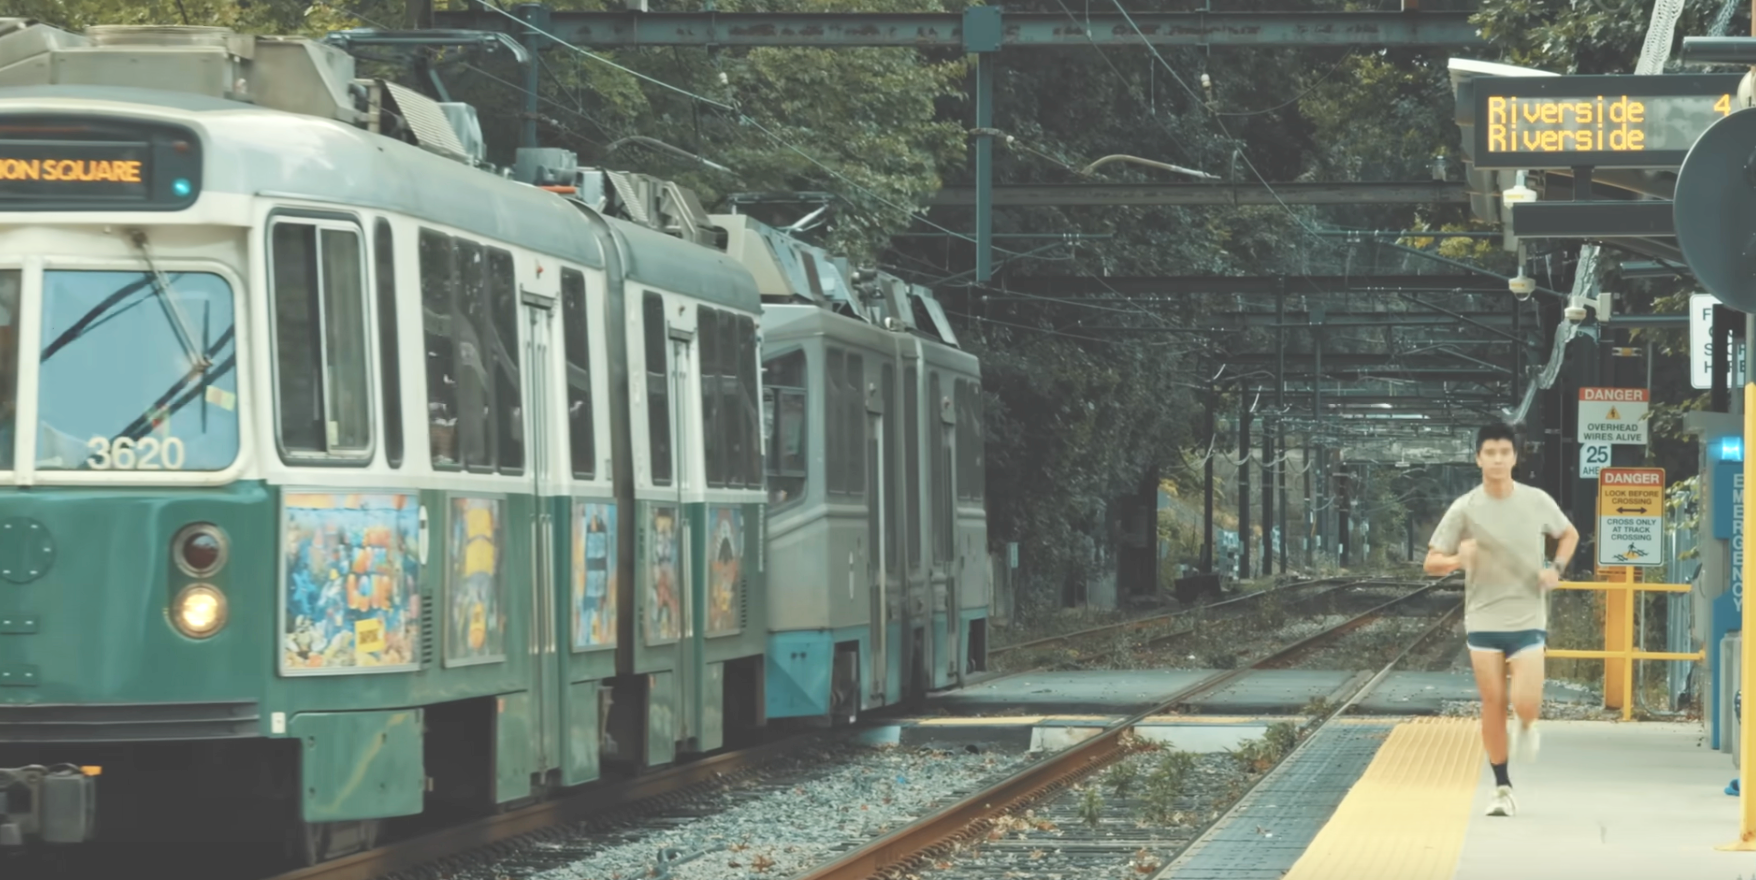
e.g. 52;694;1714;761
646;505;680;645
707;506;742;636
572;500;617;651
281;492;420;674
447;496;506;666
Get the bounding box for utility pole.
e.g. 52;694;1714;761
1238;395;1253;581
1203;390;1215;574
1261;415;1275;578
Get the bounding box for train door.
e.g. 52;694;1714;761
667;327;701;753
865;364;886;706
522;283;559;787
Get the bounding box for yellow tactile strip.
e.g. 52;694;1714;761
1282;717;1481;880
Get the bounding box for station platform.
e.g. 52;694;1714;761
1167;716;1754;880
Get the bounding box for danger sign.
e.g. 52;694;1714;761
1597;467;1664;568
1577;387;1649;445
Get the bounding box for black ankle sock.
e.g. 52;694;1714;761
1491;761;1511;788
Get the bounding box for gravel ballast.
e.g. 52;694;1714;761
503;741;1036;880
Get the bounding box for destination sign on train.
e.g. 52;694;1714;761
0;140;150;200
1470;74;1744;169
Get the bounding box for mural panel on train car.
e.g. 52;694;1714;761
448;496;506;666
279;492;421;675
707;506;742;635
646;505;680;645
572;500;617;651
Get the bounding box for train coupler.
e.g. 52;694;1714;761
0;765;99;845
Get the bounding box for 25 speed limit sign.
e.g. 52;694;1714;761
1580;442;1611;479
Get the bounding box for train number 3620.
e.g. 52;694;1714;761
86;436;188;470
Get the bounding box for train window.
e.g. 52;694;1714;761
824;348;845;494
882;363;898;573
847;353;865;496
373;220;403;469
904;365;920;570
720;312;741;488
486;247;523;474
972;382;984;501
740;316;761;490
269;220;372;460
930;371;950;563
418;229;460;469
957;380;977;502
953;381;967;502
762;349;806;505
454;239;492;473
559;268;595;478
642;292;672;486
700;307;722;488
0;270;16;470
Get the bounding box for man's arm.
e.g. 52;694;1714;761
1424;497;1467;577
1551;524;1579;575
1424;546;1461;576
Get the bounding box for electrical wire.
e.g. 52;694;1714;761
470;1;1037;258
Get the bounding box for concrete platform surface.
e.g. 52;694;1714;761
1455;720;1752;880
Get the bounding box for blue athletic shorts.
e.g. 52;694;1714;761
1466;629;1546;659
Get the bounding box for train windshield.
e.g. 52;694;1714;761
23;269;240;472
0;270;16;470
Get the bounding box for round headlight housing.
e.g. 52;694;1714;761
171;584;227;639
172;523;228;578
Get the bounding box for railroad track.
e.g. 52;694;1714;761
230;576;1453;880
992;574;1445;675
791;578;1462;880
987;574;1413;663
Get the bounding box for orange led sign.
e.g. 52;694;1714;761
1470;74;1743;169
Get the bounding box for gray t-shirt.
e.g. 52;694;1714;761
1429;482;1573;633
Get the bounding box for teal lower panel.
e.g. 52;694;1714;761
765;630;831;719
495;692;533;804
700;662;724;752
884;620;904;706
563;680;602;787
292;709;424;823
931;612;949;690
646;671;676;767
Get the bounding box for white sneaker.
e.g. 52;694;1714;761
1512;721;1541;764
1486;784;1518;817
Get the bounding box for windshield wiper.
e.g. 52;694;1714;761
128;228;212;374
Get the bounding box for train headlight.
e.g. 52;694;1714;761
171;584;227;639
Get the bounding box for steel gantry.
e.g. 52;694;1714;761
429;2;1486;282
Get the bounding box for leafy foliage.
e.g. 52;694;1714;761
20;0;1577;609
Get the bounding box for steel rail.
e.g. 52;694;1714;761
789;578;1457;880
1249;579;1450;669
989;575;1388;659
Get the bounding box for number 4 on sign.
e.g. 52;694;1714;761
1581;442;1612;479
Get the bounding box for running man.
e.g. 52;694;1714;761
1425;422;1578;818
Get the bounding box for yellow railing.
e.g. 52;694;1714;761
1545;567;1703;722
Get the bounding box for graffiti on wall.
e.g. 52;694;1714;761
448;496;506;665
572;500;617;650
646;505;679;644
707;506;742;635
280;492;420;674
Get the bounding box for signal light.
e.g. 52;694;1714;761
172;523;227;578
